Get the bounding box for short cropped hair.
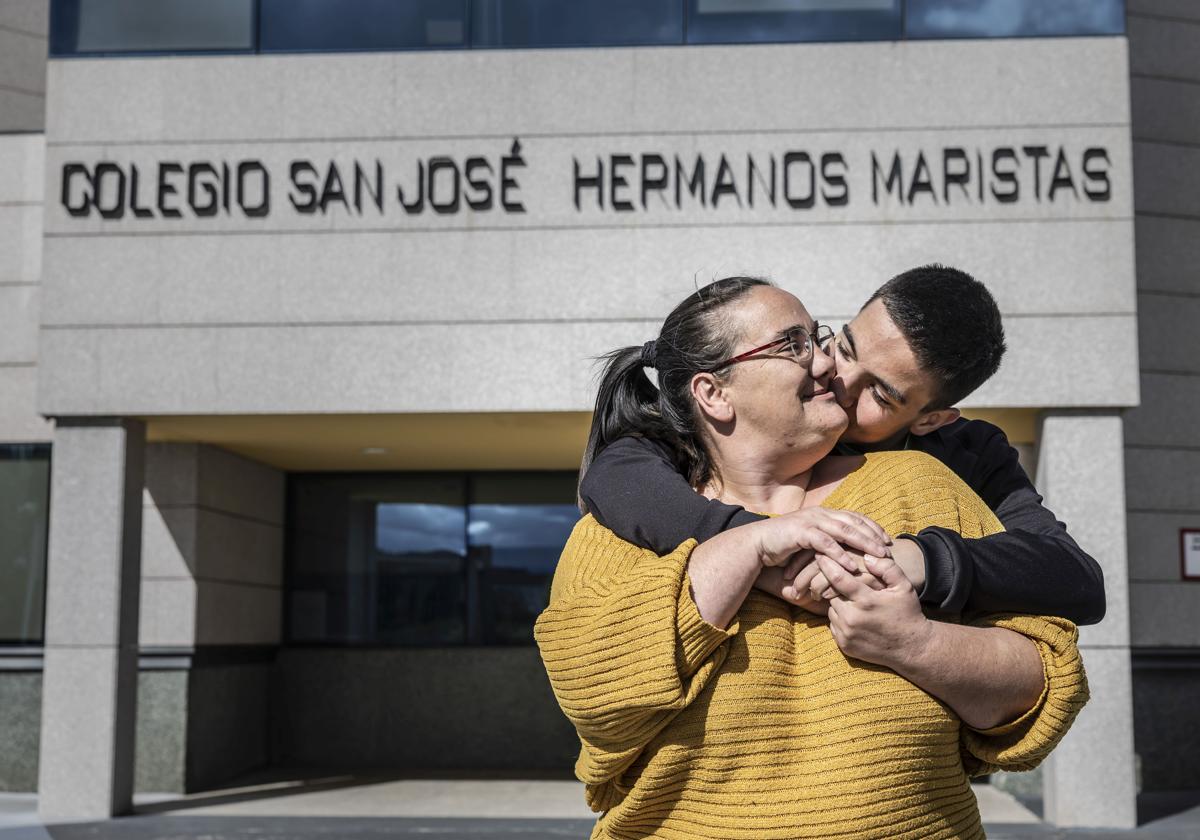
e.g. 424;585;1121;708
863;265;1006;410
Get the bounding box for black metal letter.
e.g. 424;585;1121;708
871;152;903;204
128;164;154;218
942;148;970;204
237;161;270;217
610;154;634;212
783;152;815;209
319;163;350;214
61;163;92;217
288;161;319;213
1048;148;1078;201
906;151;936;205
397;160;426;214
465;157;494;211
747;154;777;208
710;154;741;208
355;160;384;214
1022;145;1050;201
94;162;126;220
157;162;183;218
821;152;848;206
640;154;668;210
573;157;603;211
674;156;706;208
990;148;1019;203
188;163;220;217
1082;148;1111;201
500;138;525;213
428;157;461;215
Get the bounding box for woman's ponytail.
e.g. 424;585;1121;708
578;345;667;509
578;276;774;511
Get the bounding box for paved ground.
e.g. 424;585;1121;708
2;778;1198;839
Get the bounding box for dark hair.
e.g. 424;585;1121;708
864;264;1005;410
578;276;772;509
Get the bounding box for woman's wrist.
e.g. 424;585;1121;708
688;529;773;628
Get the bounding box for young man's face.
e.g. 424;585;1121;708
828;299;957;447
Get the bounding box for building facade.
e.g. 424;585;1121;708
0;0;1196;830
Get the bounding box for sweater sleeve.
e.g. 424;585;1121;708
579;436;766;554
958;613;1089;776
912;421;1106;625
534;519;736;809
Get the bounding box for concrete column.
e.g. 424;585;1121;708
1037;411;1137;829
37;418;145;821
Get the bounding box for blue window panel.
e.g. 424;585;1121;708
906;0;1126;39
467;473;580;645
372;501;470;645
286;472;579;646
287;474;469;645
468;502;580;644
260;0;469;52
686;0;902;45
50;0;254;55
470;0;683;48
0;445;51;645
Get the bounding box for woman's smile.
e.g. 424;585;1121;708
801;387;837;402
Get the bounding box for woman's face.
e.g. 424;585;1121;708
712;286;849;460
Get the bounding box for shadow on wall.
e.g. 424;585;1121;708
269;647;579;774
136;443;578;794
136;443;283;794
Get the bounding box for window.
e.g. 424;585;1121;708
50;0;255;55
0;445;51;645
471;0;682;49
260;0;469;53
687;0;902;45
286;471;580;646
49;0;1126;56
905;0;1125;40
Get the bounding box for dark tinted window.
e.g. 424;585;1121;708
906;0;1125;39
286;471;579;646
687;0;902;45
50;0;254;55
260;0;468;52
468;473;580;644
471;0;682;48
49;0;1126;56
0;445;51;645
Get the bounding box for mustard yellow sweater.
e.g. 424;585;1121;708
536;451;1088;840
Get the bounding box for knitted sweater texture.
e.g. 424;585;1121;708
535;451;1088;840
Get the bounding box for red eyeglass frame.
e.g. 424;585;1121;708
708;324;835;373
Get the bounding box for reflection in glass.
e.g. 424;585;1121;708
48;0;1128;55
286;472;579;646
0;446;51;644
687;0;901;44
260;0;468;52
373;502;468;644
50;0;254;54
469;501;580;644
906;0;1125;39
471;0;682;48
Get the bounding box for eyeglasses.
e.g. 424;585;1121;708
709;324;835;372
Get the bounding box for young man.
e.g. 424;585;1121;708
579;265;1106;624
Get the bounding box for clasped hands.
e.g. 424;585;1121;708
752;508;931;669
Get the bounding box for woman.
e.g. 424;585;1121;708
535;277;1086;840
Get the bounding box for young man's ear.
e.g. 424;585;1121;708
908;407;961;437
690;372;735;425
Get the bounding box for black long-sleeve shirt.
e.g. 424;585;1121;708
578;418;1106;625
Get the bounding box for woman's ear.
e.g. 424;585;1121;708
690;372;735;424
